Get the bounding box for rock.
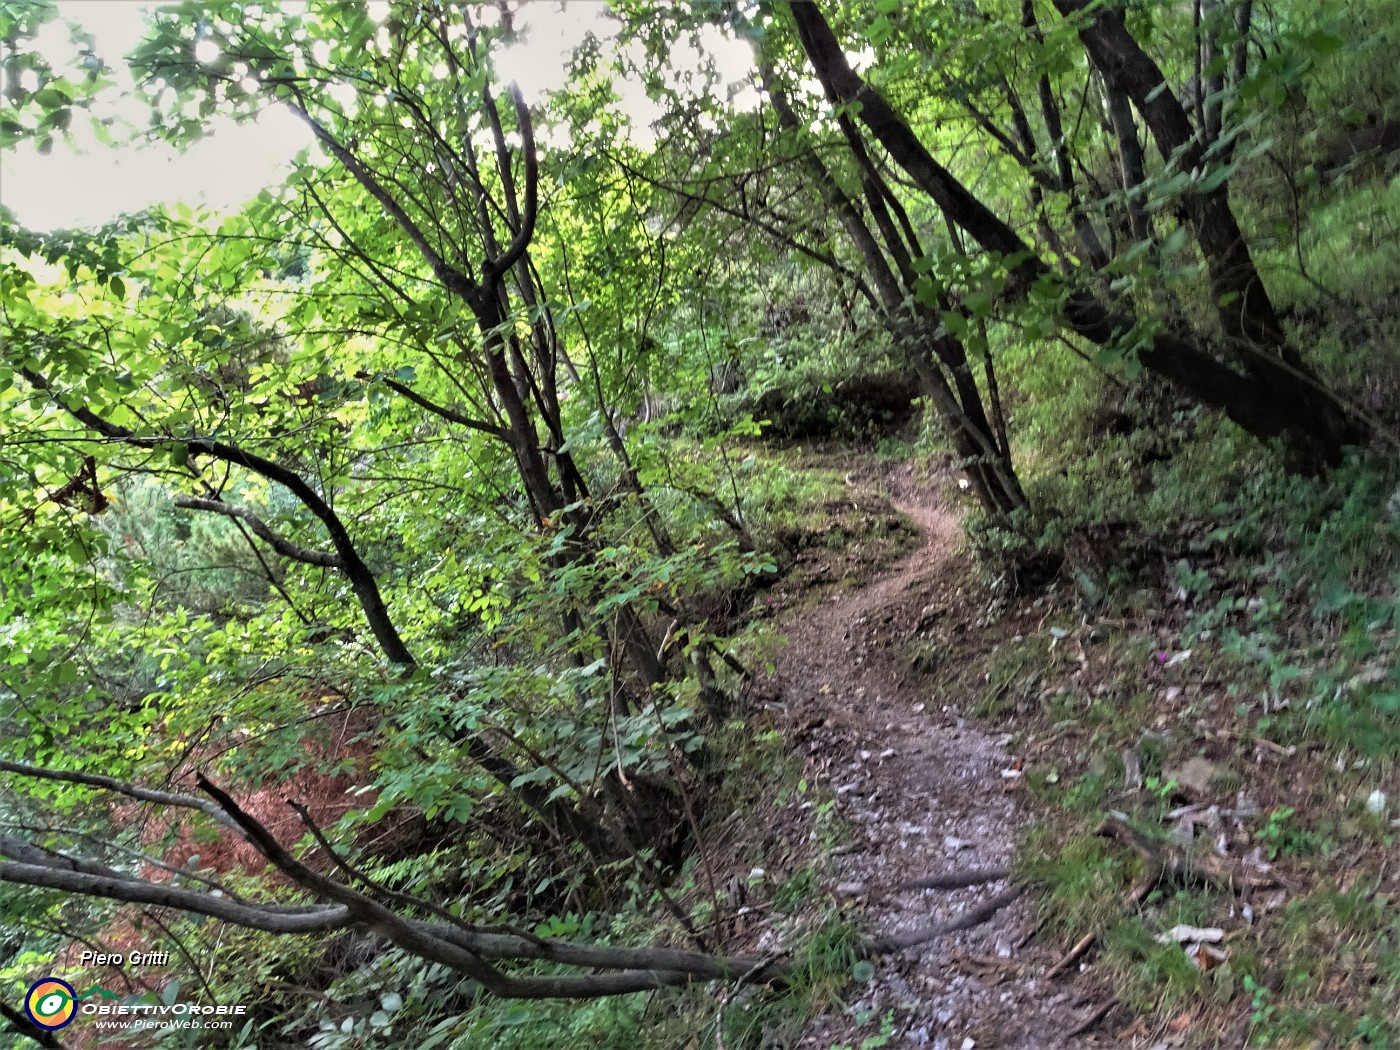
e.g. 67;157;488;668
1122;748;1143;790
1155;924;1224;945
1166;756;1223;797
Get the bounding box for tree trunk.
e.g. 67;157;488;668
1102;76;1152;245
758;54;1028;519
1051;0;1353;465
785;0;1353;471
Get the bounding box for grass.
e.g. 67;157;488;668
721;917;866;1049
928;415;1400;1045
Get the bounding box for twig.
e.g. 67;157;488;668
1047;864;1159;978
1014;919;1044;950
1065;999;1115;1038
1046;931;1097;978
715;953;782;1050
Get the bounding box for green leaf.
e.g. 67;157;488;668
1301;29;1345;55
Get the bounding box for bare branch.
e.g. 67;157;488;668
174;498;342;568
279;94;473;297
16;368;415;666
0;776;791;1001
0;760;241;833
375;376;508;439
0;861;350;934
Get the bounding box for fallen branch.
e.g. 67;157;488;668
1014;918;1044;950
863;885;1024;953
1046;930;1097;978
895;866;1011;892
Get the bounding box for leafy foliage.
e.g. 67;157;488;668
1;0;1398;1046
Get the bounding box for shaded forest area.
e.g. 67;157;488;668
1;0;1398;1046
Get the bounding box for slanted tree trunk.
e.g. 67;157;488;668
757;54;1028;521
784;0;1354;471
1050;0;1355;466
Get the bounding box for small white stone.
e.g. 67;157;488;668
1367;789;1387;815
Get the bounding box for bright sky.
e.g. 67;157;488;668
0;1;305;230
0;1;756;232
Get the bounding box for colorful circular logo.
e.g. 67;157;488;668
25;978;77;1030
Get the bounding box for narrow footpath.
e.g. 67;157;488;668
771;474;1104;1049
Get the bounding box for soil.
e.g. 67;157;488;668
764;466;1108;1049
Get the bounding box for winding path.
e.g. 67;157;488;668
772;480;1098;1049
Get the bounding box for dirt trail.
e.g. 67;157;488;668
771;475;1100;1049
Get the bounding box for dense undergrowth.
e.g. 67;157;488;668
957;444;1400;1045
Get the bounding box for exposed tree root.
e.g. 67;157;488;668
895;866;1012;892
864;886;1024;953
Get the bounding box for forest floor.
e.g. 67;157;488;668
755;463;1106;1050
713;451;1397;1050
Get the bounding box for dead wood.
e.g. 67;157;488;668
895;866;1012;892
1064;999;1115;1038
863;885;1024;953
